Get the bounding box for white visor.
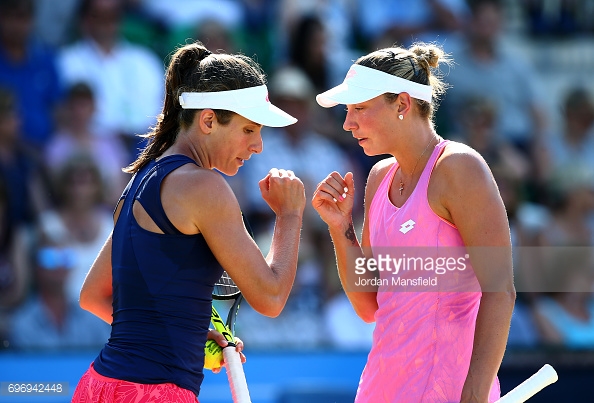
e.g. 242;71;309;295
179;85;297;127
316;64;432;107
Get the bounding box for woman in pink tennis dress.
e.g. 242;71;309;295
311;42;516;403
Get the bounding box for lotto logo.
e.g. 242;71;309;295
399;219;415;234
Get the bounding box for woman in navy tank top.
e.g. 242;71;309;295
72;42;306;402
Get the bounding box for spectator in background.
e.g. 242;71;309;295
536;92;594;249
57;0;164;158
513;162;594;350
45;82;130;206
286;14;332;95
0;174;31;309
167;18;239;58
537;177;594;248
0;175;34;348
535;86;594;192
124;0;243;58
137;0;243;35
354;0;468;51
282;12;360;160
32;0;82;48
443;0;547;158
523;0;584;38
239;0;277;71
8;238;110;350
0;91;43;345
521;86;594;350
491;159;543;349
193;19;236;53
452;95;531;185
284;12;357;95
0;0;63;151
0;88;49;227
533;249;594;349
38;154;114;304
275;1;359;89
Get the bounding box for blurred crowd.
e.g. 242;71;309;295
0;0;593;353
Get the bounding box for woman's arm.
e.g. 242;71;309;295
326;214;378;323
176;168;305;318
79;232;114;324
312;160;394;323
79;201;123;323
432;145;516;403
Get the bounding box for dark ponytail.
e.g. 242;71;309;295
125;44;214;173
125;42;267;173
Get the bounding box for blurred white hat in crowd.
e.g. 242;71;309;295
269;66;315;101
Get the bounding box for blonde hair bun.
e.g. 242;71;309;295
410;43;445;70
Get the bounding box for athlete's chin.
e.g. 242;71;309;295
361;147;383;157
358;141;382;156
220;166;240;176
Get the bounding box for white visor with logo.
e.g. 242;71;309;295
316;64;432;108
179;85;297;127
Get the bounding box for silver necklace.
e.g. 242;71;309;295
399;137;437;195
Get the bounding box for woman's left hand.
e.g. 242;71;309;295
207;329;246;374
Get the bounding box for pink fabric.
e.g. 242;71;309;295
358;140;500;402
71;364;198;403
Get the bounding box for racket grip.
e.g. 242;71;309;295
223;346;251;403
495;364;558;403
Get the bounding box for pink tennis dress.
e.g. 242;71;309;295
357;140;500;402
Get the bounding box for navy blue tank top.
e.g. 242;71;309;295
93;155;223;396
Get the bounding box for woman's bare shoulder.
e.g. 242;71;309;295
436;140;490;179
367;157;396;185
161;164;239;229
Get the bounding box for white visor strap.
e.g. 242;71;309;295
316;64;433;107
179;85;268;111
351;65;432;102
178;85;297;127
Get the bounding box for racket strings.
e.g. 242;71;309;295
213;271;240;298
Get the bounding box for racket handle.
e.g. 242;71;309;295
495;364;558;403
223;346;251;403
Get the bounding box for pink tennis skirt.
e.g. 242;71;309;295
71;364;198;403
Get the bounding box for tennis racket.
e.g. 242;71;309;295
495;364;558;402
206;214;254;403
209;271;251;403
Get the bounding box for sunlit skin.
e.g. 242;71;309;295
343;96;401;156
81;100;306;322
75;43;307;395
79;111;276;366
169;110;264;176
343;93;442;190
313;89;515;403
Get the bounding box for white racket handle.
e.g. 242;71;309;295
223;346;251;403
495;364;558;403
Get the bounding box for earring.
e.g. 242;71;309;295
398;114;404;120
